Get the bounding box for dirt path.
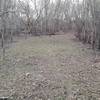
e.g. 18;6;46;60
0;33;100;100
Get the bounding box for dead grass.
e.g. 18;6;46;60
0;33;99;99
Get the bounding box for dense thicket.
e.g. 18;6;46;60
0;0;100;50
0;0;73;54
74;0;100;50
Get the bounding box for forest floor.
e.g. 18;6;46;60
0;33;100;100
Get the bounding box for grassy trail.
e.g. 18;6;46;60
0;33;98;99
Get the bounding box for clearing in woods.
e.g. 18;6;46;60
0;33;99;99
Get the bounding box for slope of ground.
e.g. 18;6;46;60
0;33;100;100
